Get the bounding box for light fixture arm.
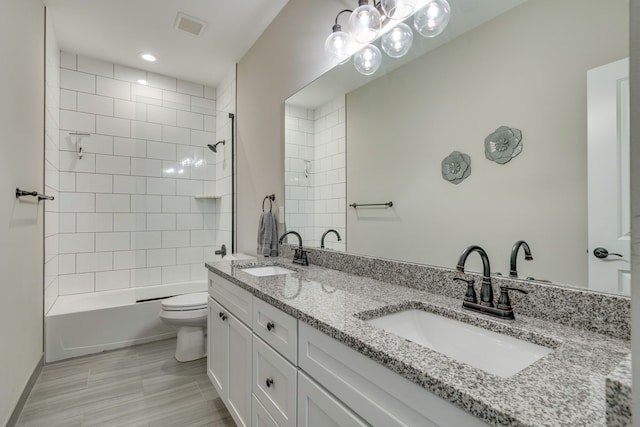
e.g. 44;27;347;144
333;9;353;31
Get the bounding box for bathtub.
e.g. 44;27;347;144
45;281;207;363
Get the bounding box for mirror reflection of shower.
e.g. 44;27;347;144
207;140;225;152
69;132;90;159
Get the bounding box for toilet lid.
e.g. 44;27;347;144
161;292;208;311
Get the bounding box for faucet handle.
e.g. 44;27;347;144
497;286;528;311
454;277;476;304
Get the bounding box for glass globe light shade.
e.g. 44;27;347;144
348;2;382;44
325;26;354;64
381;23;413;58
413;0;451;38
381;0;417;20
353;44;382;75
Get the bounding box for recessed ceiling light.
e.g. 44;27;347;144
141;53;157;62
137;79;148;85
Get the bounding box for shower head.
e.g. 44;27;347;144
207;140;226;153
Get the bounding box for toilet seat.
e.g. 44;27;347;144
161;292;208;311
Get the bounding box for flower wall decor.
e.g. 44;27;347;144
484;126;523;164
441;151;471;184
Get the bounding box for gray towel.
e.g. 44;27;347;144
257;211;278;257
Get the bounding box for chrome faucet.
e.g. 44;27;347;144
320;229;342;249
279;231;309;266
509;240;533;278
455;245;528;319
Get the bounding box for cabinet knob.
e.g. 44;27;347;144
265;378;274;388
220;313;228;321
266;322;275;331
218;311;224;318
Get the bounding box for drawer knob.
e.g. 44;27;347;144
265;378;274;388
220;313;228;321
219;311;224;318
266;322;275;331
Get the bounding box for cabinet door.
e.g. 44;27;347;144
227;313;253;427
298;371;369;427
252;394;279;427
208;298;228;398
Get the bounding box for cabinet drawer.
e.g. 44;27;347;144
253;335;297;427
252;394;279;427
253;297;298;364
209;271;253;326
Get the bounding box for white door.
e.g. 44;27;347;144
587;57;631;294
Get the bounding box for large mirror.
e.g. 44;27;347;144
284;0;630;295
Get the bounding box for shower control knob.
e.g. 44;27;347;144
266;322;275;331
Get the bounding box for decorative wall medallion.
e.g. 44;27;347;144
484;126;523;164
441;151;471;184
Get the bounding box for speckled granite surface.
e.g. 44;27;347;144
206;257;631;426
281;245;631;340
606;355;632;426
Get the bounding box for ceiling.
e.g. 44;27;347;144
43;0;289;88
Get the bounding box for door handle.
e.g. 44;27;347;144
593;247;623;259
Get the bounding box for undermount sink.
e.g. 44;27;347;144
366;309;552;378
241;266;295;277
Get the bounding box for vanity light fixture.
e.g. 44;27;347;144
141;53;157;62
325;0;451;75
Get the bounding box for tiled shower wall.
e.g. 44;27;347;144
54;52;223;296
284;96;346;250
44;14;60;313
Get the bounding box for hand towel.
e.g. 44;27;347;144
257;211;278;257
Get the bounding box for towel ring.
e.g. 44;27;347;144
262;194;275;212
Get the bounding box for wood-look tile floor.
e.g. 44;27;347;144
16;339;236;427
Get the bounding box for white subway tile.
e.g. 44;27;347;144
60;69;95;94
177;214;203;230
147;73;176;91
176;180;202;196
114;64;146;84
162;231;190;248
96;270;129;292
204;115;216;132
76;252;113;273
77;93;113;116
132;121;162;141
60;89;77;110
76;173;112;193
97;77;131;100
59;273;94;295
80;134;113;155
177;80;204;97
114;99;147;121
60;171;76;191
114;250;146;270
147;248;176;267
60;110;95;133
162;90;190;111
76;213;113;232
177;247;203;265
161;265;190;284
114;137;146;157
131;195;162;212
132;158;162;177
204;86;216;100
130;232;161;250
190;129;215;146
113;175;146;194
60;51;77;70
162;161;190;179
190;229;215;246
113;213;146;232
147;141;176;161
59;213;76;233
147;177;176;195
59;254;76;274
147;213;176;231
191;96;215;115
59;192;95;213
131;83;162;104
59;233;95;254
162;125;190;144
77;56;114;78
162;196;191;213
177;111;203;130
96;116;130;138
203;214;215;229
130;267;161;287
147;105;177;126
96;154;130;175
95;232;130;252
96;194;130;212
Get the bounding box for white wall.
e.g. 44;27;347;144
346;0;628;285
56;52;220;294
0;0;45;423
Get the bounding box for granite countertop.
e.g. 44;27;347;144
205;257;631;427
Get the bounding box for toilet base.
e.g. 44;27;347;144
175;326;206;362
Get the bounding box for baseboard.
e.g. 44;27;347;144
5;353;44;427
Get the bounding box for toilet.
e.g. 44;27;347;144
159;291;209;362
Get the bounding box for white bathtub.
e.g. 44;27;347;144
45;281;207;363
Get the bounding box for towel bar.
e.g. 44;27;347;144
16;188;54;201
349;201;393;208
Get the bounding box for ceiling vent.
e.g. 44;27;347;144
174;12;207;36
